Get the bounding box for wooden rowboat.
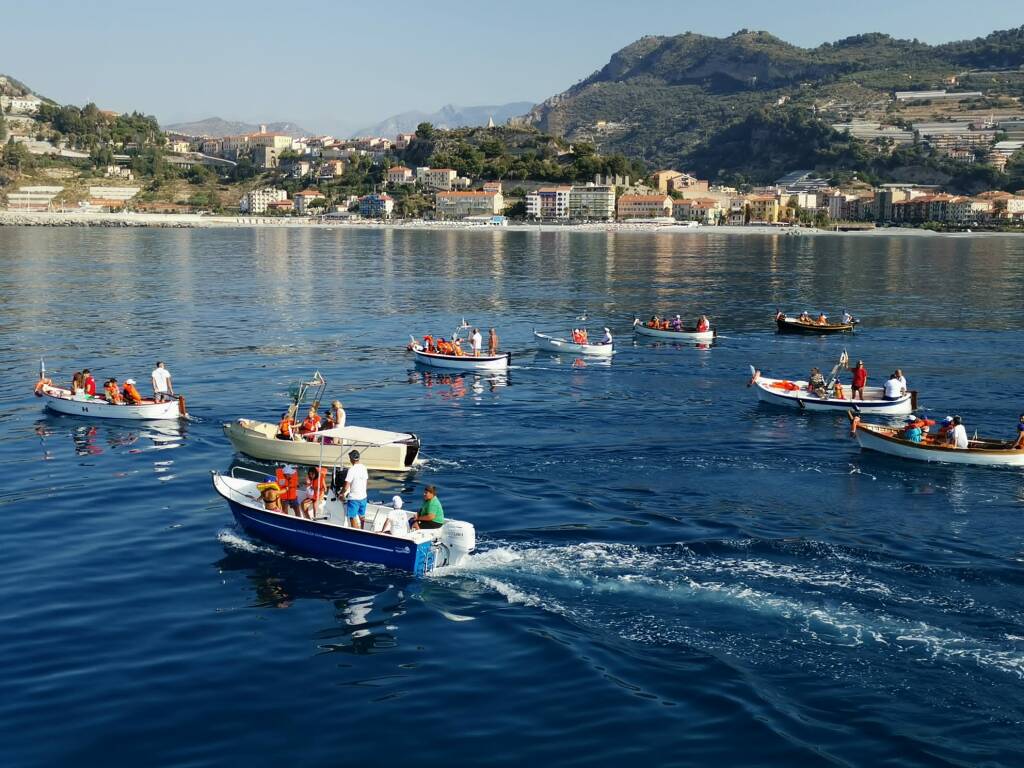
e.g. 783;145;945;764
776;316;857;335
410;344;511;371
36;383;186;420
749;370;915;415
850;415;1024;467
633;318;715;342
533;331;614;357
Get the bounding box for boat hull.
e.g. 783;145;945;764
411;345;510;371
633;324;715;342
533;332;614;357
753;376;912;414
39;386;183;420
854;424;1024;466
223;419;420;471
776;317;855;335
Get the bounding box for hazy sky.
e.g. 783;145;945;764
1;1;1020;133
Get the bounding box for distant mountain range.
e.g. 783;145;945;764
356;102;535;137
523;27;1024;178
162;117;312;137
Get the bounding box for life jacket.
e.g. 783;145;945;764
453;342;464;356
579;330;588;343
423;335;434;352
834;382;844;399
697;319;709;332
306;473;326;502
123;383;142;404
301;415;321;434
275;469;299;501
278;416;294;439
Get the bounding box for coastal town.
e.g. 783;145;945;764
3;83;1024;230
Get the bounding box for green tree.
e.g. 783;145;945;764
415;122;435;141
0;111;6;142
3;138;32;171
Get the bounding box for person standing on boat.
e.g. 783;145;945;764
948;416;969;449
696;315;710;333
151;361;173;403
412;485;444;530
275;465;301;516
82;369;96;397
328;399;346;428
470;328;483;357
601;327;613;345
342;450;368;529
488;328;499;355
850;360;867;401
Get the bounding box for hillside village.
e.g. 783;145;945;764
3;28;1024;231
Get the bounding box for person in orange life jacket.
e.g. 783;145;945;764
300;407;321;441
122;379;143;405
275;465;301;515
105;379;124;404
82;369;96;396
936;416;955;439
301;467;326;519
902;415;935;440
277;412;295;440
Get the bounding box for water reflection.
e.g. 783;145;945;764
407;369;510;397
33;416;185;460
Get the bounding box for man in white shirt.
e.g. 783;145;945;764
342;450;369;529
470;328;483;357
894;369;908;392
883;374;904;400
949;416;969;449
151;361;173;403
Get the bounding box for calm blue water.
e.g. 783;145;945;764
2;227;1024;767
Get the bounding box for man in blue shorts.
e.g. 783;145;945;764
343;449;369;529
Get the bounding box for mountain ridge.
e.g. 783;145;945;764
356;102;535;137
162;116;311;137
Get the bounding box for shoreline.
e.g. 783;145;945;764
1;210;1020;237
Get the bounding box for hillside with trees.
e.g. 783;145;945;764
522;27;1024;187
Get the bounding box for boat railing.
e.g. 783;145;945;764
229;466;271;482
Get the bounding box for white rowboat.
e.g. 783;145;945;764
410;344;511;371
37;384;185;420
750;372;914;415
533;331;614;357
633;319;715;342
852;419;1024;467
223;419;421;471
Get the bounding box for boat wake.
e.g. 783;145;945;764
441;539;1024;688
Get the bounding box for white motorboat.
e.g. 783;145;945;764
533;330;614;357
224;419;421;471
36;383;186;420
850;417;1024;467
633;318;715;342
749;369;915;415
213;471;475;575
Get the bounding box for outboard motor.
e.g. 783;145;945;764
437;520;476;567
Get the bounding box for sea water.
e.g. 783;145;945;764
2;226;1023;767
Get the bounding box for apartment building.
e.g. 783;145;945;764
616;194;672;220
435;191;503;219
240;188;287;214
526;186;572;219
293;189;324;215
568;185;615;220
359;193;395;219
387;166;414;185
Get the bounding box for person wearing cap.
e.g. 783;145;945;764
1013;414;1024;450
381;495;410;536
902;416;924;443
850;360;867;401
275;465;300;515
257;476;283;512
948;416;969;449
937;416;955;440
671;314;682;331
601;327;613;345
413;485;444;530
342;449;368;529
122;378;143;405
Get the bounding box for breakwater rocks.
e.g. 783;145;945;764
0;211;201;227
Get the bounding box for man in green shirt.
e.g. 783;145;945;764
413;485;444;530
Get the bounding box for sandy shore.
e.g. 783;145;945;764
1;210;1018;236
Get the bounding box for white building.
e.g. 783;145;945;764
526;187;571;219
0;94;42;114
293;189;324;215
568;184;615;220
240;188;287;214
417;167;458;191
